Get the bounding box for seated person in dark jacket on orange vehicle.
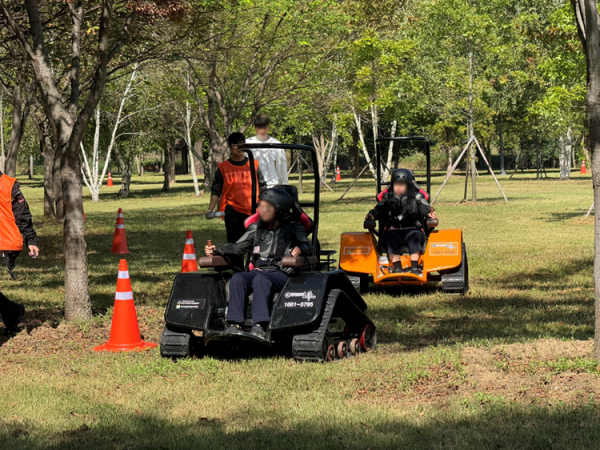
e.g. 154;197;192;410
204;189;312;339
205;132;267;243
366;169;436;276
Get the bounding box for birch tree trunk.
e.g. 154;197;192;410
351;107;376;178
185;101;201;197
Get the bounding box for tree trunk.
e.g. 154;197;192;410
350;126;360;177
536;134;542;180
193;141;204;176
571;0;600;359
37;119;55;218
163;142;171;192
499;114;506;175
29;152;33;179
136;154;141;176
53;142;64;221
468;46;476;201
5;84;30;178
119;158;133;198
168;142;176;185
352;107;376;179
61;121;91;321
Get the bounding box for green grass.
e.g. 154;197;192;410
0;168;598;449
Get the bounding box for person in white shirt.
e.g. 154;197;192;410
246;114;288;187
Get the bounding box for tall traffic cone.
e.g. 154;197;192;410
336;166;341;182
107;171;113;187
181;230;199;273
111;208;130;254
94;260;157;352
581;160;587;174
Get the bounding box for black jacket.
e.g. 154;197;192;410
369;191;431;229
0;174;38;247
215;219;312;270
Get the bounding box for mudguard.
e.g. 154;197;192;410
164;272;230;331
270;270;367;331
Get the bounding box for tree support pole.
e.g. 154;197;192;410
474;137;508;202
339;162;371;200
586;201;595;219
431;136;474;205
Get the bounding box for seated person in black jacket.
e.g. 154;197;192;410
366;169;437;276
205;188;313;338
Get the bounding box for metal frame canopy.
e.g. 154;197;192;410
375;136;431;198
239;143;320;256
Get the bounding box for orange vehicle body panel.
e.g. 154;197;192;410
340;229;463;286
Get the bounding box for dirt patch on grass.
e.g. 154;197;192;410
353;339;599;408
0;307;164;357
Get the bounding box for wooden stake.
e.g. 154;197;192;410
586;201;594;218
431;136;474;205
463;156;470;201
339;162;370;200
473;137;508;203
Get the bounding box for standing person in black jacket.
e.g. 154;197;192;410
205;188;312;338
0;172;39;332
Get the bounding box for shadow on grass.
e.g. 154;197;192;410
3;402;600;449
371;256;594;350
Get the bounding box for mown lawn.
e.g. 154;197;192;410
0;168;598;449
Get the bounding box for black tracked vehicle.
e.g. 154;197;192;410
160;143;376;361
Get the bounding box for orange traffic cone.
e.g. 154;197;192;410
581;160;587;174
107;171;113;187
336;166;341;182
94;260;156;352
181;230;199;273
111;208;130;254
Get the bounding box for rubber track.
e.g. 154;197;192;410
442;243;468;293
160;326;192;358
291;289;340;361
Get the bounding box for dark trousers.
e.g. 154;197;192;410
224;206;250;243
227;270;289;325
385;229;424;255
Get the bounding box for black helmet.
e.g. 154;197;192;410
258;188;293;219
391;169;413;185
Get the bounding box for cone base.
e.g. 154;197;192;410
94;340;157;352
111;250;130;254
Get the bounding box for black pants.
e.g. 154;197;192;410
385;229;424;255
227;270;289;325
224;206;250;243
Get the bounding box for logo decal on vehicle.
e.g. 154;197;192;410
344;246;371;255
285;291;317;300
430;242;459;256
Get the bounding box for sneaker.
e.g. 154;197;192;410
3;303;24;332
250;324;266;339
225;323;243;334
410;267;423;277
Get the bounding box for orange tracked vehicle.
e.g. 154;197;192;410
339;137;468;294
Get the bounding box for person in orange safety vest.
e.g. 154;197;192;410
206;133;267;243
0;172;39;333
